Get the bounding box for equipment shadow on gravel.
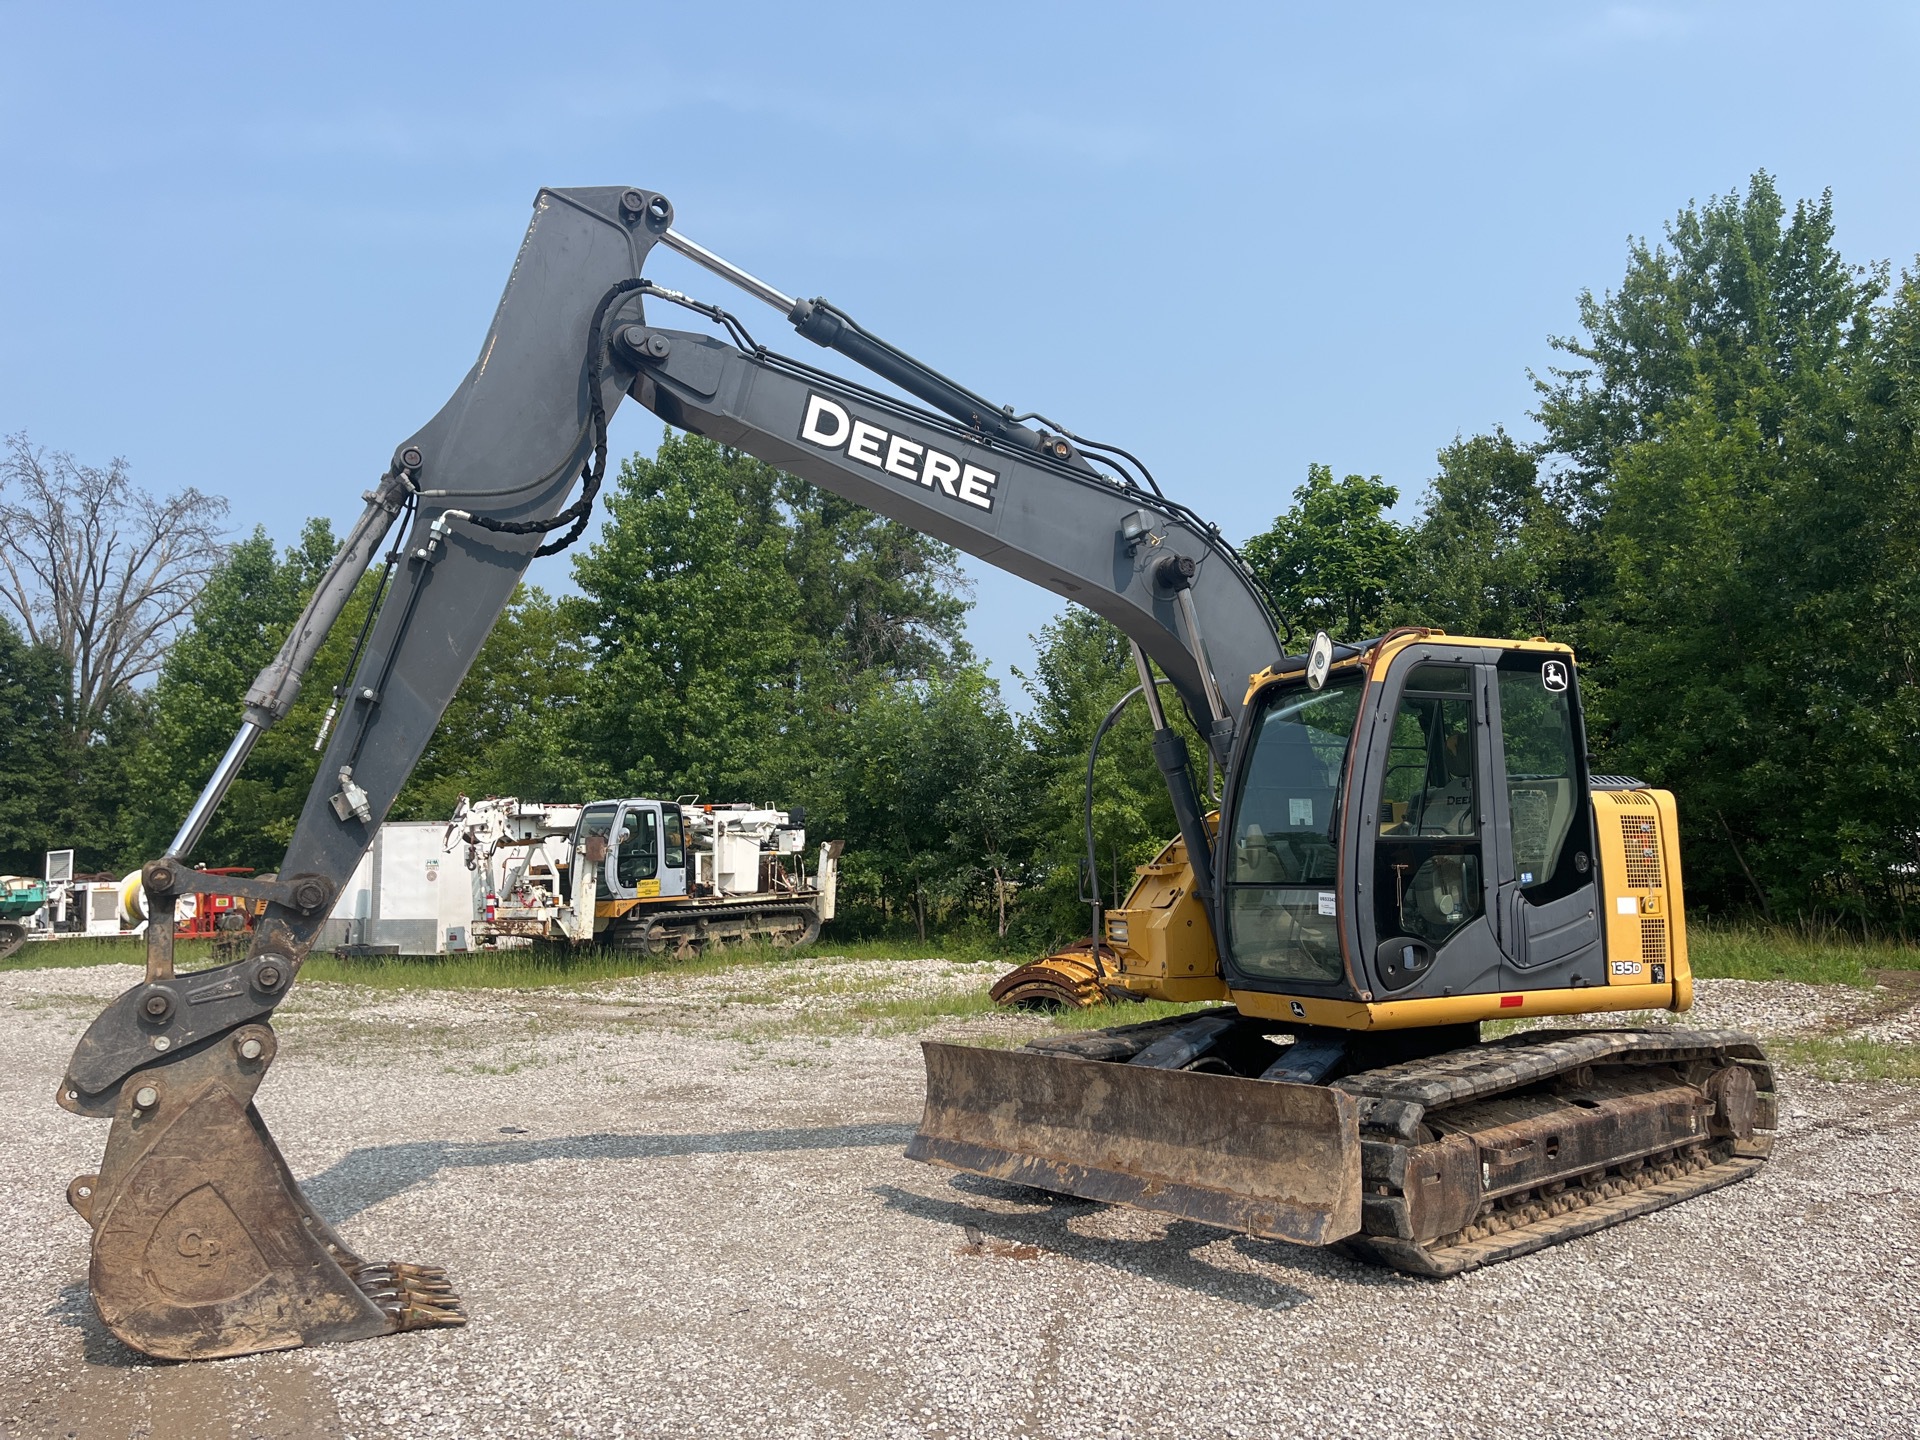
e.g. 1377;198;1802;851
298;1122;920;1222
871;1176;1390;1311
50;1282;152;1368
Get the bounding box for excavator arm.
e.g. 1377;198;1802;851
57;185;1282;1360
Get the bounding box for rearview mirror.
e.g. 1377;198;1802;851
1307;631;1333;690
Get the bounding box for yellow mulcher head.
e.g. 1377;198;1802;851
985;941;1123;1010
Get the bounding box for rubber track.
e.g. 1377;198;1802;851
1333;1026;1775;1117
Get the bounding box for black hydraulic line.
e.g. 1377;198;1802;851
312;493;415;751
1010;412;1166;499
461;278;643;557
637;280;762;353
341;544;439;772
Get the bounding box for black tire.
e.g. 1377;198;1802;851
0;923;26;963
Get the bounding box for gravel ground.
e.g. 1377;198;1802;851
2;959;1916;1440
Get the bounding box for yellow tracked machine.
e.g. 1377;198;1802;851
57;186;1770;1361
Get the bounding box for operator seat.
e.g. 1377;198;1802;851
1408;732;1475;835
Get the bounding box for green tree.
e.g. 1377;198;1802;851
1535;172;1881;512
834;668;1026;939
1395;429;1593;644
0;618;68;874
1532;173;1904;924
563;433;968;813
1243;464;1411;640
127;523;348;868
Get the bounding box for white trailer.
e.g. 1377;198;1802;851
322;822;483;956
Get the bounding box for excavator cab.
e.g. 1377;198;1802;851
918;632;1764;1270
1219;634;1608;1014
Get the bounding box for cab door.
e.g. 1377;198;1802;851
1357;654;1505;997
657;803;689;899
606;801;689;902
608;802;661;900
1487;651;1604;987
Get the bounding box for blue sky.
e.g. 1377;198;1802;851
4;2;1917;710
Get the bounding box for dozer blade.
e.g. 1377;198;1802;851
908;1041;1362;1246
65;1023;465;1360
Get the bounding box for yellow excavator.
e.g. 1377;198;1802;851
56;186;1772;1360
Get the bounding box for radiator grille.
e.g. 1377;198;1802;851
1620;815;1663;888
1641;917;1668;966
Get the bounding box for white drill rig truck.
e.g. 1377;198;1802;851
444;795;841;955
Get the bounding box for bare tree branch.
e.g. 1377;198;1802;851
0;432;229;733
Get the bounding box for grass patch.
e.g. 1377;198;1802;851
0;933;1014;988
0;937;226;973
1044;998;1213;1031
1688;921;1918;987
1769;1036;1920;1082
300;945;746;991
725;984;1003;1042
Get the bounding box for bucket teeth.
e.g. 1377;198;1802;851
345;1260;468;1331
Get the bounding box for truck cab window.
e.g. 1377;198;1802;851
578;804;617;853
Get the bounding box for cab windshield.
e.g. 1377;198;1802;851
1224;676;1363;985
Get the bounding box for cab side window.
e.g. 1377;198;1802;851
662;808;686;871
1497;659;1587;900
1379;665;1477;838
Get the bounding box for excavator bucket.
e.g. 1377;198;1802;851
908;1042;1363;1246
987;943;1123;1011
64;1022;463;1360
